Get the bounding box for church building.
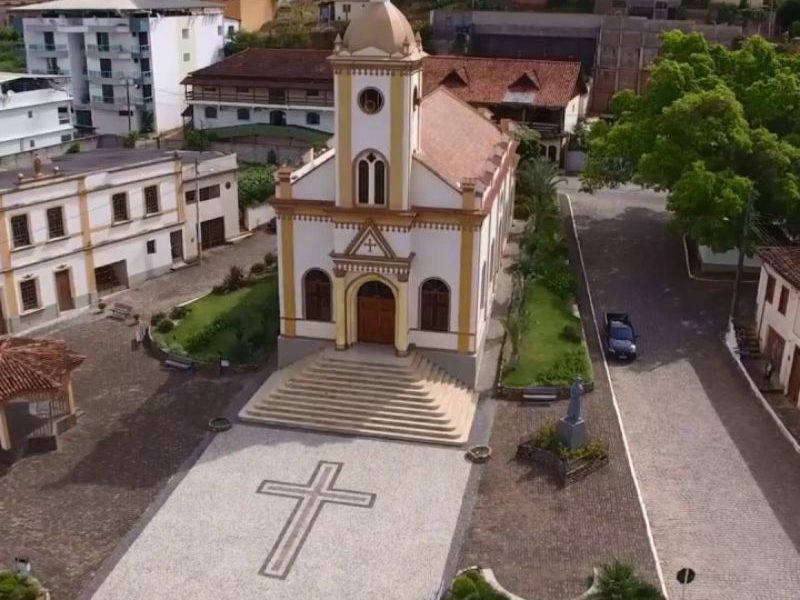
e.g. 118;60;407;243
271;0;517;387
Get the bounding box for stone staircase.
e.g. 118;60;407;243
239;346;478;445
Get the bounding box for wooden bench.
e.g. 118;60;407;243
109;302;133;321
164;354;193;371
522;386;559;404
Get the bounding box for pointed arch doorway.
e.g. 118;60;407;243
357;280;395;344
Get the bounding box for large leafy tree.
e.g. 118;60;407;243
583;32;800;251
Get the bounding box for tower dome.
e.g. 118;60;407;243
341;0;416;56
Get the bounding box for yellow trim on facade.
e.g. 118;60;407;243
0;192;17;318
337;71;353;208
334;274;346;349
78;178;97;298
396;278;409;355
389;73;404;211
0;193;9;271
280;216;296;337
458;227;474;353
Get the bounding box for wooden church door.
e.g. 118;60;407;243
357;281;395;344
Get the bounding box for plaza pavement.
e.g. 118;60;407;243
566;180;800;598
90;425;473;600
0;233;275;600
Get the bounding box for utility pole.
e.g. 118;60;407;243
125;78;132;135
195;153;202;264
728;190;756;327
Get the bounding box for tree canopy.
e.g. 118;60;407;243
582;32;800;251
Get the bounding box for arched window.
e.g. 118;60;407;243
304;269;331;321
306;112;320;125
420;278;449;332
355;151;387;206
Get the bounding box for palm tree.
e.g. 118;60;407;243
446;570;510;600
516;156;566;218
589;562;665;600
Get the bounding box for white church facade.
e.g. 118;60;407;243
271;0;517;386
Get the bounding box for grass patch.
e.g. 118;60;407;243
502;283;592;388
207;124;331;144
154;276;278;365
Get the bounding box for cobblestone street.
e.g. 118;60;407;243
567;181;800;598
0;233;275;600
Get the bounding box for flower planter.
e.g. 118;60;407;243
208;417;232;433
465;445;492;463
516;441;608;488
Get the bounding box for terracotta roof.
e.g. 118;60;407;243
417;87;509;189
183;50;583;108
758;246;800;291
183;48;334;84
422;56;583;109
0;337;84;405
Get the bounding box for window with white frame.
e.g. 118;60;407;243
355;151;387;206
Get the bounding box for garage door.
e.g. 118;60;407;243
200;217;225;250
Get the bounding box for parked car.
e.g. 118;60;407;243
605;312;637;360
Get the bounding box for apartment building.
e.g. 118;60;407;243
15;0;226;135
0;72;72;156
0;147;240;334
318;0;369;25
219;0;276;31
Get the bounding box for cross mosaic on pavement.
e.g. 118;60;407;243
89;425;472;600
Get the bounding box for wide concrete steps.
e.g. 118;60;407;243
239;348;477;446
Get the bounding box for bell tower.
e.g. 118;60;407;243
329;0;425;211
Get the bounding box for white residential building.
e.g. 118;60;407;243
0;72;73;156
755;247;800;408
15;0;226;136
318;0;369;24
0;147;240;335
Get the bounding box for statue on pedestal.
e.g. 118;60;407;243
557;375;587;449
32;153;43;178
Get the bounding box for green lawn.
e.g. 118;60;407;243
208;124;331;145
502;284;593;387
154;276;278;365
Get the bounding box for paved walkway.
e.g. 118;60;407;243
0;233;275;600
89;425;472;600
457;218;658;598
566;180;800;599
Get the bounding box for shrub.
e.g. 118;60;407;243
0;570;42;600
264;252;277;267
446;569;510;600
212;285;226;295
184;316;229;353
589;561;664;600
561;323;582;343
229;338;252;364
536;349;589;387
530;420;608;462
150;311;166;326
169;305;189;320
123;130;139;148
156;319;174;334
250;262;266;276
222;265;245;292
66;141;80;154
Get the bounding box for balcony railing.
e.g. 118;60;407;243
185;88;334;108
29;68;68;76
86;44;131;55
28;43;68;54
132;45;150;58
87;70;128;81
91;95;153;108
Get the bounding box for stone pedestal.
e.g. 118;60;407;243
557;417;587;449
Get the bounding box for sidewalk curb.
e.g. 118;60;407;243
724;321;800;454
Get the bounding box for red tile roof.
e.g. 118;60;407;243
184;49;584;108
422;55;584;109
183;48;334;84
758;246;800;291
418;87;510;189
0;337;84;405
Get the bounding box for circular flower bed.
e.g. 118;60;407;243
465;445;492;463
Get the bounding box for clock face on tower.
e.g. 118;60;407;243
358;88;384;114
